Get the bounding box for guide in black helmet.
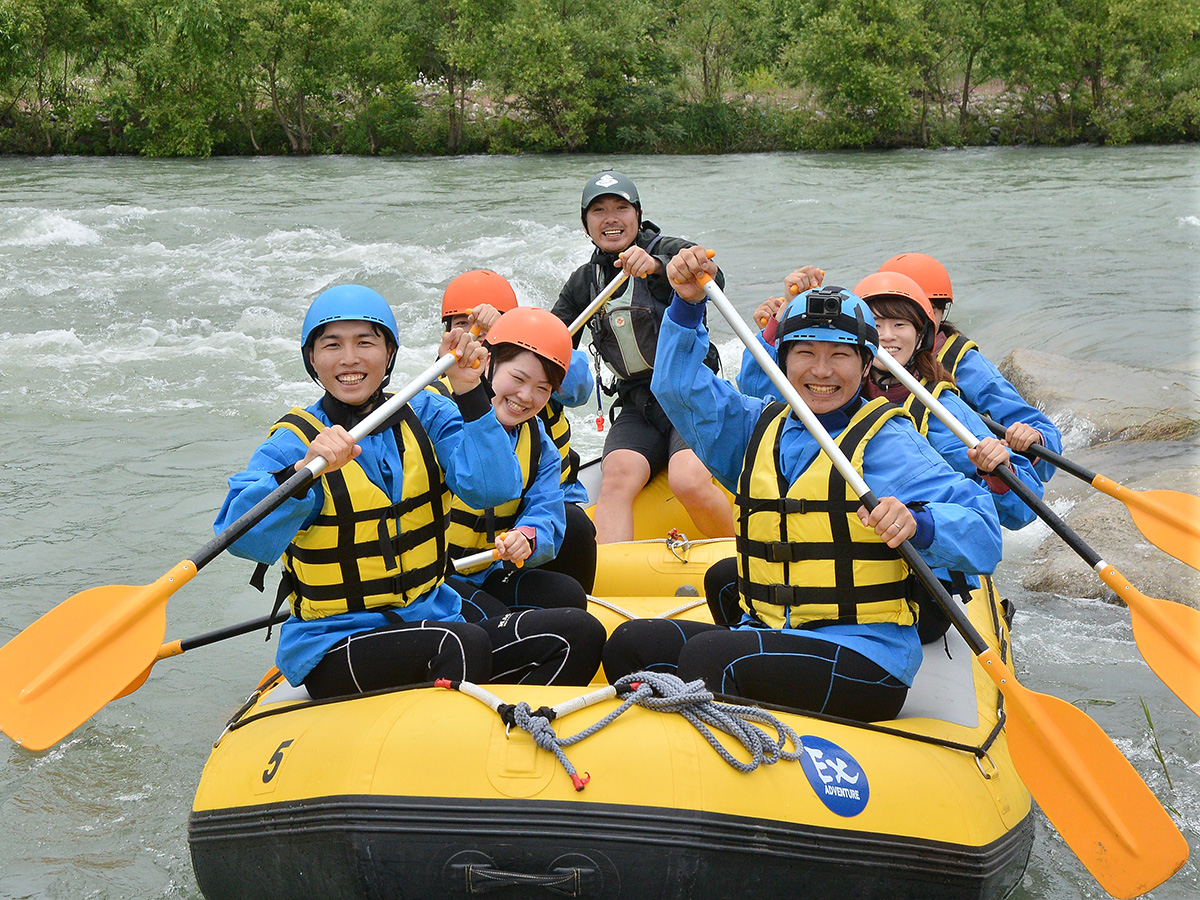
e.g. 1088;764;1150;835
551;170;734;544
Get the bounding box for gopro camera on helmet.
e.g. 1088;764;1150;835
806;287;848;322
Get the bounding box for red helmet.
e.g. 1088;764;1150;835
442;270;518;321
854;271;936;352
879;253;953;303
485;307;572;373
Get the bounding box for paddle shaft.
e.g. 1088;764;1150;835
700;281;988;656
567;270;630;336
188;352;460;573
980;414;1098;480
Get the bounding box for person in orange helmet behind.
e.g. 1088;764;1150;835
877;253;1062;482
437;270;598;592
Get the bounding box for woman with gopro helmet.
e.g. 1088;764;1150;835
438;269;598;592
216;285;601;697
601;249;1002;722
552;170;734;544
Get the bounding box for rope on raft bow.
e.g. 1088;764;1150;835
437;671;806;791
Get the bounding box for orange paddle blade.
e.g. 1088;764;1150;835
1093;478;1200;571
978;649;1188;898
112;639;185;701
0;560;195;751
1098;565;1200;718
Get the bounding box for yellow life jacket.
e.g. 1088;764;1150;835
901;379;959;437
735;398;918;630
936;333;978;381
271;406;450;620
446;419;541;557
426;376;453;397
538;398;579;486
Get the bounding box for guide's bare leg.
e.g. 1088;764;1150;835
668;449;734;538
594;449;651;544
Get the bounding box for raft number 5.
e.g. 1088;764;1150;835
263;740;294;783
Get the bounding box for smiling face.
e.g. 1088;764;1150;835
490;349;553;429
584;196;640;253
872;315;920;370
784;341;870;414
309;320;394;406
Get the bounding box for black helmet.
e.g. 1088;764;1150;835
580;171;641;224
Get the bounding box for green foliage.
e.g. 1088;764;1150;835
0;0;1194;154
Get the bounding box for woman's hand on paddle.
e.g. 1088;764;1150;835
495;528;534;566
297;425;361;474
783;266;825;298
616;246;662;279
754;296;786;329
1004;422;1044;453
467;303;502;337
968;437;1011;474
442;327;489;394
666;245;717;302
858;496;916;548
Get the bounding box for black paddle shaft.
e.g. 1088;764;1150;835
188;467;316;573
981;416;1096;483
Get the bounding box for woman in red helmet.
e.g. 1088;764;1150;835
877;253;1062;483
439;270;598;592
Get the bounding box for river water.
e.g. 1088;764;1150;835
1;148;1197;899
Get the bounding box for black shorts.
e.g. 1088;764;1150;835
601;387;690;478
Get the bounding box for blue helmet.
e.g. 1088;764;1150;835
777;286;879;359
300;284;399;382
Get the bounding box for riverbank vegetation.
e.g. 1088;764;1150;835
1;0;1196;156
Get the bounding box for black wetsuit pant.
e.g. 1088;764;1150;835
604;557;909;723
303;574;606;699
536;502;597;593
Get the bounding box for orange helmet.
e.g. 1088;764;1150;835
854;271;936;352
442;270;518;321
879;253;953;303
485;307;572;374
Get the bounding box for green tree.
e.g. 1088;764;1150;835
489;0;658;150
781;0;930;146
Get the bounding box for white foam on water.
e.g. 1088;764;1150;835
1182;215;1200;228
1;211;103;247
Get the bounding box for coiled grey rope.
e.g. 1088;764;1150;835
508;671;805;789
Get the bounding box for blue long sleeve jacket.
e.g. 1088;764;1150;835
950;345;1062;483
214;388;523;685
652;297;1003;685
456;417;568;584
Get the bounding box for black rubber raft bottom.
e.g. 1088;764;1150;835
189;795;1034;900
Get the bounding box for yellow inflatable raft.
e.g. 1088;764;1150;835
189;464;1034;900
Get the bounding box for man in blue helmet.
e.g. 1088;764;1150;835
552;170;734;544
600;248;1003;723
215;285;605;698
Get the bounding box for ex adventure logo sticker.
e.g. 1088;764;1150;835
800;735;869;817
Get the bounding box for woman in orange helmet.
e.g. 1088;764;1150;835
437;307;606;685
878;253;1062;482
438;270;598;592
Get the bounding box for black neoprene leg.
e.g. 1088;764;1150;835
536;502;597;593
677;629;909;722
703;556;743;626
479;608;606;686
302;619;493;699
600;618;722;683
482;565;588;611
